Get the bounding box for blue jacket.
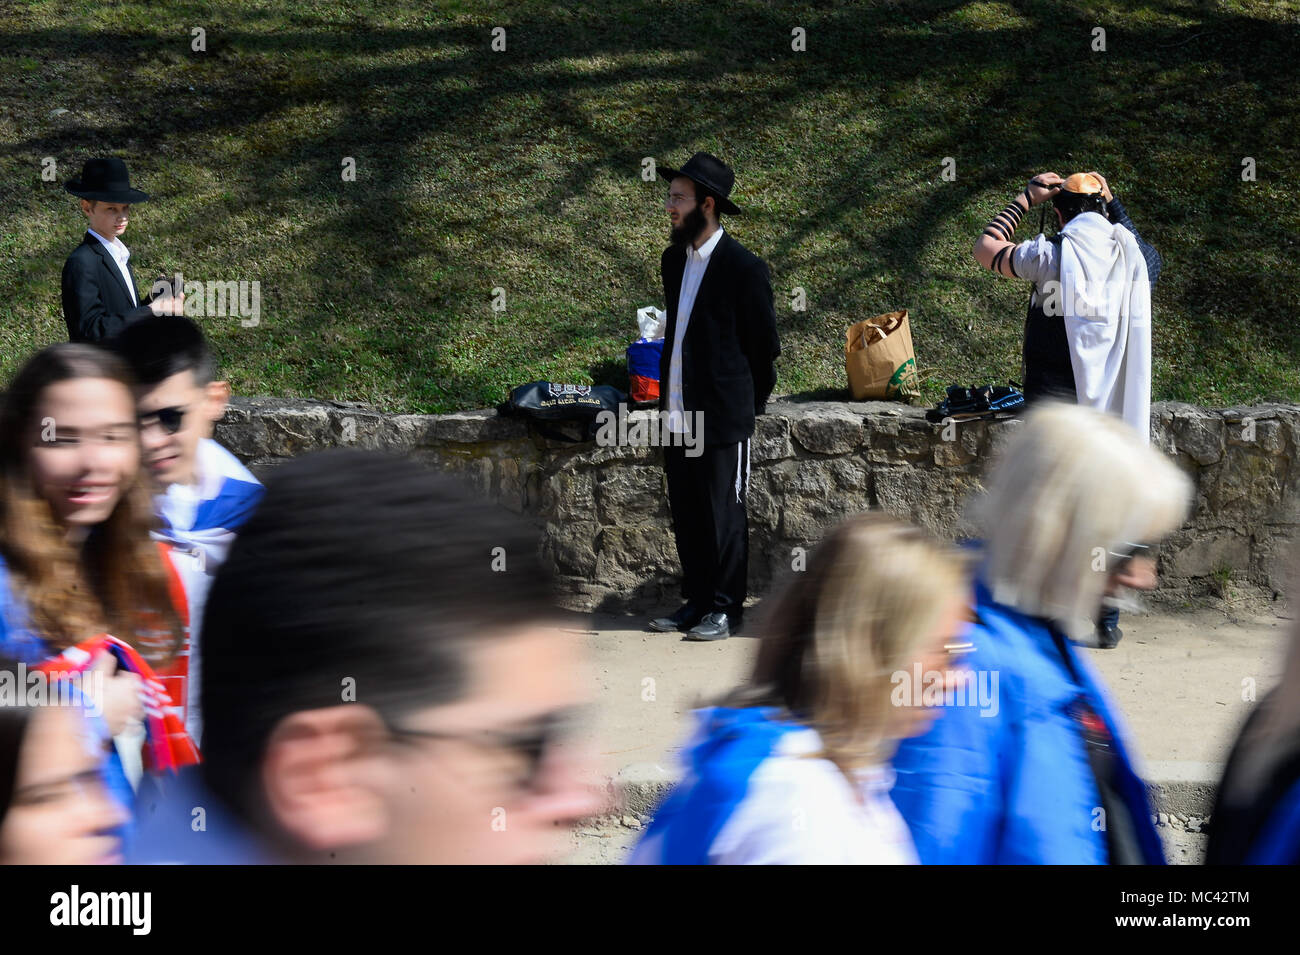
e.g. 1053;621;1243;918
891;575;1165;864
1243;777;1300;864
629;707;799;865
127;767;279;864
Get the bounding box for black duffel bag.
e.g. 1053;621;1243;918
496;381;627;442
924;382;1026;423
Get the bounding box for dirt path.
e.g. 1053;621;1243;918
554;604;1292;865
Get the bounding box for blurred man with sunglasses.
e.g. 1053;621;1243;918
109;317;263;741
126;450;601;863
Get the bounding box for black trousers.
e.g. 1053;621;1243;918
664;439;751;622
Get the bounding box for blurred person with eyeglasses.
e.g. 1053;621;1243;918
891;402;1192;864
108;316;264;746
0;654;131;864
631;513;972;864
127;449;602;863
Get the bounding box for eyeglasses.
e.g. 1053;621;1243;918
942;607;980;660
11;767;112;808
943;639;977;659
137;406;190;435
666;192;695;207
387;708;582;793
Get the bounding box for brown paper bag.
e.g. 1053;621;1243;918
845;310;921;401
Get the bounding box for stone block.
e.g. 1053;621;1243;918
594;465;667;524
752;415;795;463
790;407;865;455
1162;530;1252;579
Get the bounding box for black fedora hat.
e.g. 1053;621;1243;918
65;158;150;203
658;152;742;215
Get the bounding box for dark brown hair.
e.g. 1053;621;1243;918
198;449;559;826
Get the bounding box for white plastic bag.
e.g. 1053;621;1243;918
637;305;666;341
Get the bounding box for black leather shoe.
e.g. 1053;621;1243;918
1097;625;1123;649
649;603;705;633
684;612;737;641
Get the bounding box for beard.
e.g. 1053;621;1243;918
669;204;709;246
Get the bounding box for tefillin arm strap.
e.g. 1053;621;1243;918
983;200;1025;243
983;188;1032;277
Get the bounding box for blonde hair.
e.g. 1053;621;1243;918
725;512;969;774
972;402;1193;635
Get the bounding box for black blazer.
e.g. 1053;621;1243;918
657;231;780;446
62;233;155;343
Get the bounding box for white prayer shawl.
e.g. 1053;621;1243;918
1058;211;1153;443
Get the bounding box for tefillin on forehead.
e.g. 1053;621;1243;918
1051;172;1110;224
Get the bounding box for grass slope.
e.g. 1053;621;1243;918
1;0;1297;412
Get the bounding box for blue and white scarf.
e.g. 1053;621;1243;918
150;438;263;744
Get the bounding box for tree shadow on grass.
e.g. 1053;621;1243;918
3;0;1296;409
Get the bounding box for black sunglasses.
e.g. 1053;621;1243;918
137;406;189;435
387;708;582;792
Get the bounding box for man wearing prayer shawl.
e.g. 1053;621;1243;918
972;171;1163;649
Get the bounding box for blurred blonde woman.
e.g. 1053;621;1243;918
892;401;1194;864
630;512;970;865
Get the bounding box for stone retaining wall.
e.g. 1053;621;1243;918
216;397;1300;613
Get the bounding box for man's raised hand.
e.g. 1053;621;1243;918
1026;172;1064;206
1084;171;1114;202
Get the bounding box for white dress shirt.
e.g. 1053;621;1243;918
87;229;137;305
666;226;724;434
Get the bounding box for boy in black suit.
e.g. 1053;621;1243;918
62;157;183;343
647;153;780;641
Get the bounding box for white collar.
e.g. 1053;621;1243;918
87;229;130;263
688;225;725;262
